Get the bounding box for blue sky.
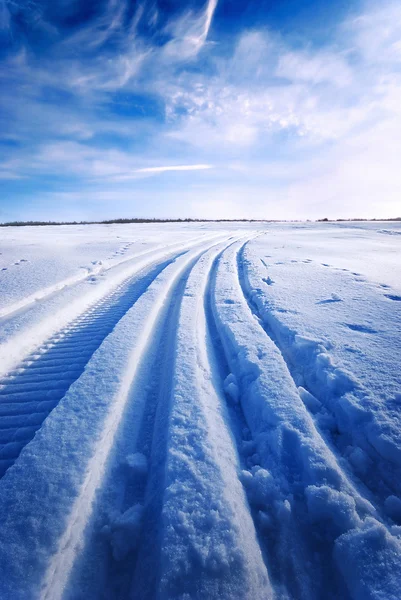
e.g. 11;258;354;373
1;0;401;221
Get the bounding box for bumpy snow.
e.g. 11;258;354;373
0;221;400;600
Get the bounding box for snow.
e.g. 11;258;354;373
384;496;401;524
106;504;144;561
125;452;148;477
334;520;401;600
0;221;400;599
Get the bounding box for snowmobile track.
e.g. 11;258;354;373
236;242;398;517
0;253;182;477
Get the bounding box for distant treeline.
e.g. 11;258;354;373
317;217;401;222
0;217;400;227
0;218;276;227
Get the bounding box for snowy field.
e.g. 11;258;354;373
0;221;400;600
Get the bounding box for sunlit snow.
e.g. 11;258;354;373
0;221;400;600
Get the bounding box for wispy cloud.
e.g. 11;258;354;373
0;0;11;33
136;164;213;173
162;0;218;60
1;0;401;219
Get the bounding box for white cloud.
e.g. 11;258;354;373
3;0;401;219
276;50;352;87
136;164;213;173
157;0;401;218
345;1;401;64
162;0;218;60
0;139;214;183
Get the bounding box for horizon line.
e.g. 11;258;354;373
1;217;400;227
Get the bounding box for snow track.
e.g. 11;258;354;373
0;234;239;600
211;240;401;600
40;237;236;600
63;236;272;600
153;238;272;600
239;243;401;508
0;226;400;600
0;232;222;379
0;255;180;477
0;232;220;322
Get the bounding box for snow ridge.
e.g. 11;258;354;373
241;242;401;506
210;239;401;600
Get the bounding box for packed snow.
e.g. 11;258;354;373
0;221;400;600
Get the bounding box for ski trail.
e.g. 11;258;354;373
210;239;401;600
39;237;230;600
0;255;180;477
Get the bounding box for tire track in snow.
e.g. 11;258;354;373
205;241;285;588
211;240;318;600
125;243;225;600
38;237;234;600
0;236;230;600
64;237;262;600
204;244;296;597
0;253;183;478
0;234;223;380
0;232;221;322
137;237;272;600
210;239;401;600
237;242;401;516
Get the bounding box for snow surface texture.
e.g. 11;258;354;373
0;221;400;600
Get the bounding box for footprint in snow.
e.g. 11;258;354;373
384;294;401;302
317;294;342;305
344;344;364;356
345;323;377;334
262;277;274;285
276;307;299;315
